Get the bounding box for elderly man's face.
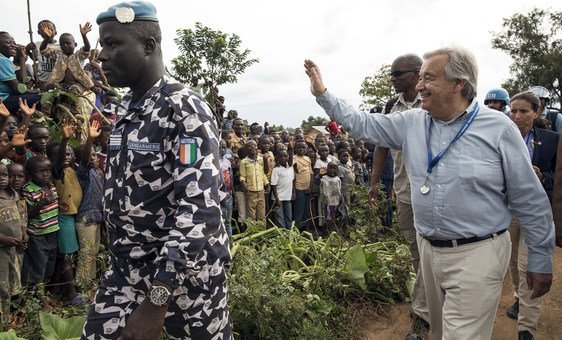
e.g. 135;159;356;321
415;54;458;116
98;21;147;88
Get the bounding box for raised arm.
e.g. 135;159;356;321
0;99;9;133
55;120;75;172
81;120;101;167
304;59;327;97
79;22;92;52
0;125;30;161
19;98;36;127
38;22;56;52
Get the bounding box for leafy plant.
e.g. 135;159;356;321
0;330;25;340
39;312;86;340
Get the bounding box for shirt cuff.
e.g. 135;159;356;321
526;251;553;274
315;90;338;118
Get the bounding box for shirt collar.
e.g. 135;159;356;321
429;98;478;125
397;92;422;108
116;74;171;120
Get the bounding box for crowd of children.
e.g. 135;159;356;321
0;16;120;322
220;119;375;236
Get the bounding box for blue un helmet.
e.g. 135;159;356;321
484;88;510;105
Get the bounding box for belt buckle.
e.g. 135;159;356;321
451;239;458;248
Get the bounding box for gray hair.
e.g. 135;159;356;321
423;47;478;100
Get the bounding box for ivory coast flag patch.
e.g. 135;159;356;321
179;137;197;165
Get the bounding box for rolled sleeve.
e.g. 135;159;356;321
316;91;406;149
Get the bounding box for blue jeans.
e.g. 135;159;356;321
275;201;293;229
293;190;310;230
223;194;233;236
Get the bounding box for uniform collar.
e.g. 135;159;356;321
116;74;172;120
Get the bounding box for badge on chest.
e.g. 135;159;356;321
179;137;197;166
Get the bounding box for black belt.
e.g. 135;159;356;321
424;228;507;248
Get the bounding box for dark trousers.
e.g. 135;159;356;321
293;190;310;230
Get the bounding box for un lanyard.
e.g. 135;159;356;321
426;103;480;174
524;129;534;159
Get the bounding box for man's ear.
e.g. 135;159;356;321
144;37;157;55
454;79;466;93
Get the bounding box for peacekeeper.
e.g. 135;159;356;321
81;2;232;339
304;47;554;340
484;87;510;116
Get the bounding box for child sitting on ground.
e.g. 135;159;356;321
0;163;26;322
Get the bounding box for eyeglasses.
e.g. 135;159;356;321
389;69;419;77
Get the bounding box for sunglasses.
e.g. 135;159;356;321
389;69;419;77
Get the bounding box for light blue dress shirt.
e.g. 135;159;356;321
317;91;554;273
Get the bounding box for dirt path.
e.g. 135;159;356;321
361;247;562;340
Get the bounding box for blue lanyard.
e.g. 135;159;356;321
426;103;480;174
524;130;534;159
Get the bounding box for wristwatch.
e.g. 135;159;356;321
149;285;172;306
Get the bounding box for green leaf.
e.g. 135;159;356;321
0;330;26;340
345;245;368;290
39;312;86;340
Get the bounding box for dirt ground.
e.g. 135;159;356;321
361;247;562;340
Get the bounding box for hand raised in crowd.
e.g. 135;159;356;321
89;120;101;139
17;45;27;61
61;119;76;139
19;98;36;117
80;22;92;36
0;99;10;118
304;59;327;97
11;126;31;147
39;22;56;40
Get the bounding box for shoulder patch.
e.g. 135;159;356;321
179;137;198;165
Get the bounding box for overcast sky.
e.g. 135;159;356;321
6;0;561;128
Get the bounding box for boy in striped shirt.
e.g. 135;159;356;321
21;155;59;288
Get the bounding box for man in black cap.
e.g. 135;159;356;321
81;2;232;339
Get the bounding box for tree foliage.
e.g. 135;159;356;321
491;8;562;103
171;22;259;102
359;64;396;112
300;115;329;133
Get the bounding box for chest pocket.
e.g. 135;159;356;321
458;145;501;190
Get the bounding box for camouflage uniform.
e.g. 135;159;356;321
82;75;232;339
